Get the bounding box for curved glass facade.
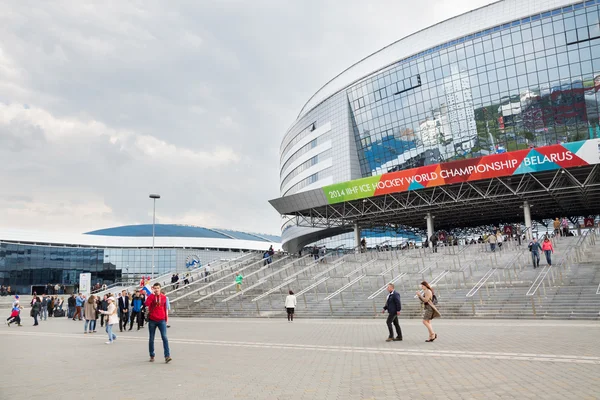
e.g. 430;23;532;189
350;2;600;176
277;0;600;251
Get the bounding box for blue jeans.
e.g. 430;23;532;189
148;320;170;358
544;250;552;266
85;319;97;332
106;324;117;342
532;252;540;267
41;308;48;320
68;306;75;319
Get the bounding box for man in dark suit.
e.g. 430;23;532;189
382;283;402;342
118;290;129;332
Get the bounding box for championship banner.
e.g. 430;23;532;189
324;138;600;204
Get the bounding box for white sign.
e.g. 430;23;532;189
79;273;92;296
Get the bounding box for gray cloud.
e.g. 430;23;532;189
0;0;493;234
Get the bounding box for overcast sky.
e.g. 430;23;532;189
0;0;494;235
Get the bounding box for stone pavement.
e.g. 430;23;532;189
0;316;599;400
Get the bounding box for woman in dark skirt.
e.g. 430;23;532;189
416;281;441;342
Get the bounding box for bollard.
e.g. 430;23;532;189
373;300;377;315
255;301;260;316
303;293;307;308
531;297;536;316
471;297;476;316
329;299;333;316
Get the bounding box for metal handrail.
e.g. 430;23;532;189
221;255;326;303
166;254;257;296
378;256;409;276
194;256;297;303
344;259;375;278
413;270;449;298
171;255;280;303
324;275;365;301
312;256;347;280
252;277;298;302
596;283;600;295
367;273;407;300
295;276;330;297
466;249;524;297
526;229;593;297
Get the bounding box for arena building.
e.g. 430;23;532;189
0;225;280;294
272;0;600;252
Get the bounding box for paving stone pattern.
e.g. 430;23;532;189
0;317;599;399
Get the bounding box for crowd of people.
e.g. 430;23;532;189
6;282;173;363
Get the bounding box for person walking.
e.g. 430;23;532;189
416;281;441;342
6;301;22;327
130;291;144;331
235;272;243;292
84;295;97;334
67;294;76;319
118;290;129;332
430;233;438;253
99;297;118;344
487;232;497;252
48;296;55;317
553;218;561;236
40;295;49;321
285;290;297;322
145;283;172;363
204;264;211;282
30;296;41;326
541;237;554;266
529;237;542;269
99;295;109;327
561;217;569;237
73;293;85;320
496;232;503;251
381;283;402;342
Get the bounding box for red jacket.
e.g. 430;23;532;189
145;294;168;322
541;241;553;252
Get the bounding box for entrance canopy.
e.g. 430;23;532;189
270;139;600;232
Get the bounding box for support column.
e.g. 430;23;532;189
426;212;434;242
354;222;361;252
523;201;532;240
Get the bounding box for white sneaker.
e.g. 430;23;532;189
105;341;112;345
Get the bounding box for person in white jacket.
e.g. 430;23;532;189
99;297;119;344
285;290;297;322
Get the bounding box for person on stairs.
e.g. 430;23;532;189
529;237;542;269
541;236;554;266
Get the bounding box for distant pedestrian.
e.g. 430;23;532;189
496;232;503;250
99;295;109;327
553;218;561;236
84;295;97;334
118;290;129;332
31;296;41;326
416;281;440;342
6;301;22;327
204;264;211;282
487;232;497;252
99;296;118;344
541;237;554;266
381;283;402;342
48;296;55;317
40;295;49;321
145;283;172;363
73;293;85;320
285;290;297;322
430;234;438;253
529;237;542;269
183;273;190;286
130;291;144;331
67;294;76;319
561;217;569;237
235;272;243;292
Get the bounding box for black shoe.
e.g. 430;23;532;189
393;337;403;341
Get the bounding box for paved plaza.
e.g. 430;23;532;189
0;316;599;399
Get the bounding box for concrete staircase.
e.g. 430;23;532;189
170;233;600;320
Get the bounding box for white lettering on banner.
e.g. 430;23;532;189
440;159;519;178
522;151;573;166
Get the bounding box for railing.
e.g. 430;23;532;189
525;229;596;316
324;274;365;303
367;273;407;300
251;277;297;302
221;255;325;303
171;255;279;303
343;259;375;278
312;256;347;280
194;256;297;303
466;249;525;298
166;253;256;296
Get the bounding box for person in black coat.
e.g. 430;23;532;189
382;283;402;342
118;290;129;332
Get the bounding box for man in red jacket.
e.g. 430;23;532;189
144;283;172;363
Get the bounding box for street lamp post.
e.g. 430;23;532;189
149;194;161;279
